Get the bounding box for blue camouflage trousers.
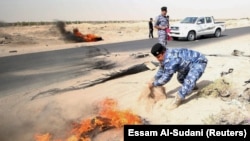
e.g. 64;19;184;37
158;33;167;47
177;62;207;99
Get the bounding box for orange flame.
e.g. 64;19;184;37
34;98;142;141
34;133;52;141
99;98;142;127
73;28;102;42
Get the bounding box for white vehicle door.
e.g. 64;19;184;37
196;17;207;36
204;17;216;34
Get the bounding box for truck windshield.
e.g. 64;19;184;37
180;17;198;23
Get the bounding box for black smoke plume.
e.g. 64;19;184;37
55;21;84;42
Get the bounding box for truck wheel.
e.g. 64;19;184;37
187;31;195;41
214;29;221;37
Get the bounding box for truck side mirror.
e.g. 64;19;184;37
197;21;201;24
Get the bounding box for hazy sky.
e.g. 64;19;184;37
0;0;249;22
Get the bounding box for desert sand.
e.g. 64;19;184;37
0;19;250;141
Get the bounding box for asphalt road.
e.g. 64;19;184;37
0;27;249;97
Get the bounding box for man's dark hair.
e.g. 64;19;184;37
151;43;166;56
161;6;167;11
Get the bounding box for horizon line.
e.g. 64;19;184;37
1;17;250;24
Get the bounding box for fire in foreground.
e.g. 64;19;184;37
34;98;143;141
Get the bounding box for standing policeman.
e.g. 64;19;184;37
154;6;169;47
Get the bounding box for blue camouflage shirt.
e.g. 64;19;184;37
153;48;207;86
154;15;169;35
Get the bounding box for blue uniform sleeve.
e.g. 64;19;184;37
154;66;164;80
153;59;180;86
154;16;160;27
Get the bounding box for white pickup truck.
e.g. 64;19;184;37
169;16;226;41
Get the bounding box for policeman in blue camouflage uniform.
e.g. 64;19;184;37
148;43;208;110
154;6;169;47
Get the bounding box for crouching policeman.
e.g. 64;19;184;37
148;43;208;110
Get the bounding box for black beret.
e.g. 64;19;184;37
151;43;166;56
161;6;167;11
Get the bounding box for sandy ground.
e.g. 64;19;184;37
0;19;250;141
